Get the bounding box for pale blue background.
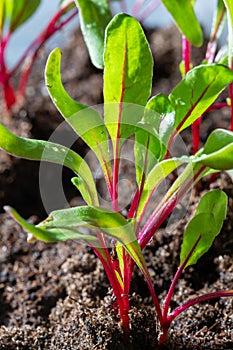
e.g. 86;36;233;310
6;0;218;68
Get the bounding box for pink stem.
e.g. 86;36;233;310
138;0;161;23
182;35;191;74
11;4;77;77
168;289;233;324
91;242;130;339
139;165;206;250
229;83;233;131
192;116;202;155
162;234;202;321
206;101;228;112
132;0;146;17
18;7;77;99
0;33;17;110
182;35;201;154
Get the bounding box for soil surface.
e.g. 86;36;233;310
0;25;233;350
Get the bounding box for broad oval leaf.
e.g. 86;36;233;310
161;0;203;47
180;190;227;267
0;124;98;205
169;64;233;133
104;14;153;142
74;0;112;68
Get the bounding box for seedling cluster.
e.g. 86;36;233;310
1;0;233;347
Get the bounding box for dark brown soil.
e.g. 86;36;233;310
0;25;233;349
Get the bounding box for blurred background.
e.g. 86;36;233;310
7;0;218;68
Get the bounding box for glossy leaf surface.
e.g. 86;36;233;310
75;0;112;68
45;48;112;189
197;129;233;170
170;64;233;133
0;124;98;205
4;206;99;243
180;190;227;267
161;0;203;46
134;94;175;185
104;14;153;142
38;205;155;293
136;158;182;219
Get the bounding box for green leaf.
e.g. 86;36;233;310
136;158;182;219
209;0;227;44
38;205;154;291
5;0;41;32
104;14;153;143
169;64;233;133
195;190;228;232
180;190;227;267
0;0;5;32
4;206;99;243
161;0;203;46
59;0;75;10
197;129;233;170
38;205;148;275
45;48;112;189
38;205;136;242
134;94;175;185
223;0;233;68
0;124;98;205
74;0;112;69
71;177;92;205
223;0;233;24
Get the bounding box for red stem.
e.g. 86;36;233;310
192;116;202;155
139;165;206;250
92;244;130;339
168;289;233;324
112;42;127;212
182;35;200;154
182;36;191;75
128;137;149;222
0;33;16;110
162;234;202;322
18;6;77;97
206;101;228;112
